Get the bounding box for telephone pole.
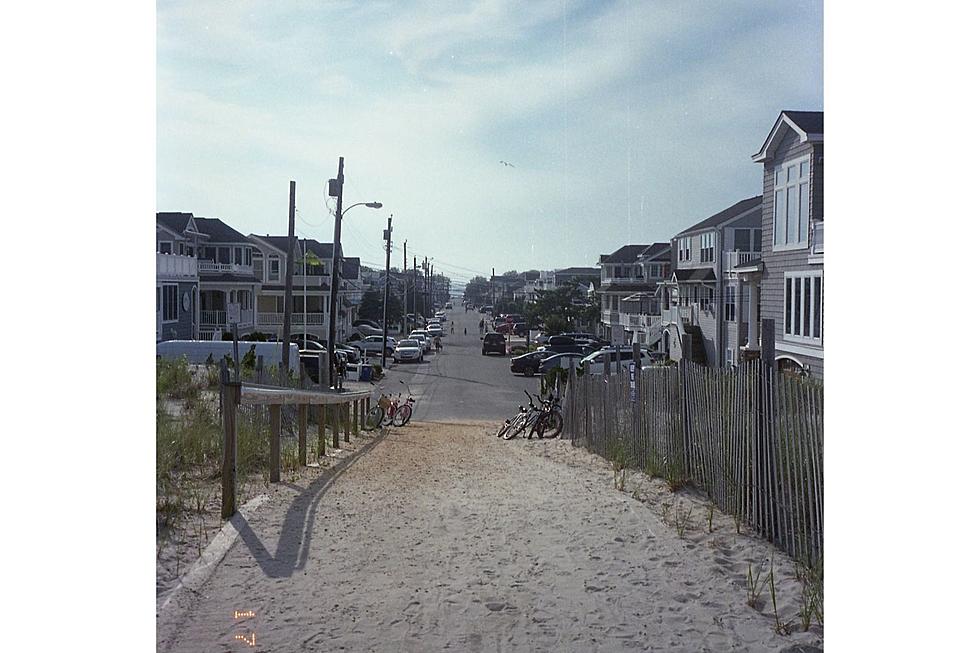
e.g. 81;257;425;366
381;215;393;369
402;240;408;335
326;157;345;389
412;256;418;325
281;180;296;376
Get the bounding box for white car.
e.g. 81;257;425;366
409;330;433;352
426;322;444;337
580;347;652;374
357;335;398;357
393;339;423;363
435;311;447;323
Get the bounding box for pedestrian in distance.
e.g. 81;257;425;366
464;327;467;335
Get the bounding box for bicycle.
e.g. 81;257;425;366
497;390;543;440
530;393;563;439
364;381;416;430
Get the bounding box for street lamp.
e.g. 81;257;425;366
326;197;382;389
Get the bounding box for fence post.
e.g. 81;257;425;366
319;352;328;389
331;404;340;449
257;355;264;384
298;403;308;466
318;404;326;456
220;361;241;520
269;403;281;483
344;402;351;442
353;398;359;435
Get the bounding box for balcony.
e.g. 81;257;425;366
198;260;255;276
200;308;255;331
601;309;621;325
257;312;325;327
723;250;757;272
600;275;648;285
625;313;660;328
157;252;198;279
661;306;692;326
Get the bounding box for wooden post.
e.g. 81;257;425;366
318;352;328;389
298;403;308;466
361;397;367;430
270;403;282;483
318;404;326;456
353;398;359;434
257;355;264;384
220;361;240;520
331;405;340;449
344;402;351;442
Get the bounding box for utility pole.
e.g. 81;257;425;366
381;214;393;369
402;240;408;335
491;267;495;310
412;256;418;326
281;180;297;377
327;157;345;390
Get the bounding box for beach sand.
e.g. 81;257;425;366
158;421;823;652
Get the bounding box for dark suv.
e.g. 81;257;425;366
482;332;507;355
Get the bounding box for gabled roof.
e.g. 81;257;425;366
157;212;193;234
341;257;360;280
600;245;651;265
638;242;671;261
675;196;762;238
555;267;601;277
752;110;824;162
300;239;339;259
251;235;299;255
194;217;252;244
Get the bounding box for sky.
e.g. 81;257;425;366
157;0;823;288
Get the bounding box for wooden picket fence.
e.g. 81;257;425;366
563;360;823;564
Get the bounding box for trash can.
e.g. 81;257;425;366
359;364;373;382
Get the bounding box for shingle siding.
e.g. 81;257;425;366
759;127;824;378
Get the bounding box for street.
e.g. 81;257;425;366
377;306;545;422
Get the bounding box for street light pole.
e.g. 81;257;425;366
381;214;393;369
326;157;345;389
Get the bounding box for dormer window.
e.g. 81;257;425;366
773;156;811;250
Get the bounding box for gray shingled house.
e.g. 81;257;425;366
739;110;824;377
661;196;763;367
596;244;672;345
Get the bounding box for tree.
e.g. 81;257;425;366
464;276;491;304
358;289;403;326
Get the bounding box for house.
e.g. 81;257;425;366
339;256;363;340
625;243;672;348
249;235;340;341
156;213;200;341
660;196;763;367
743;110;824;377
157;212;260;340
596;245;653;343
554;267;601;288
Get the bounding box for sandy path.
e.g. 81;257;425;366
159;421;822;652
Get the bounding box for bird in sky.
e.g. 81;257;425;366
499;160;515;168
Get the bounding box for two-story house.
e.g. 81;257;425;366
746;110;824;377
596;245;654;344
156;213;201;341
249;235;340;342
157;212;260;340
625;243;672;349
661;196;762;367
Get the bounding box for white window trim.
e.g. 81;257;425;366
776;341;824;359
162;283;179;323
772;154;812;252
783;271;822;345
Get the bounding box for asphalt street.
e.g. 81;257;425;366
374;306;545;422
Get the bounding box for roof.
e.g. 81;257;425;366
157;212;193;234
300;239;338;259
753;110;824;162
672;269;717;282
638;242;671;261
194;217;253;244
555;267;601;277
675;196;762;238
341;258;360;280
599;283;662;293
251;235;298;255
600;244;651;264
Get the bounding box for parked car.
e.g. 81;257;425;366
509;349;553;376
353;322;383;337
334;343;362;363
353;319;382;330
393;339;424;363
539;352;585;373
426;322;444;337
409;330;433;352
533;333;552;345
357;335;397;357
444;302;452;309
435;310;447;322
480;305;493;313
579;347;652;374
538;335;586;354
482;332;507;356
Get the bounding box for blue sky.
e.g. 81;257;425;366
157;0;822;285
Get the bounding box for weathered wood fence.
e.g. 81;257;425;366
563;359;823;564
219;355;372;519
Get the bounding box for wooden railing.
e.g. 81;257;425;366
723;250;756;272
198;261;255;275
156;252;198;279
257;312;325;326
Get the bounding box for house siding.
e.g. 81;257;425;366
158;280;197;341
759;128;824;378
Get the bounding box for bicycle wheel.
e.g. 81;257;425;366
536;411;564;439
497;410;523;438
505;411;535;440
393;403;413;427
364;406;384;431
381;407;395;426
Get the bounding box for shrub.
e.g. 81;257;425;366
157;356;197;400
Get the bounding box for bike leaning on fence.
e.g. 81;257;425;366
531;393;563;439
364;381;416;430
497;390;543;440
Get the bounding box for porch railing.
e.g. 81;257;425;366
198;261;255;275
201;310;227;329
257;312;326;327
156;252;198;279
723;250;756;272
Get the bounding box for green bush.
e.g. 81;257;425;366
157;356;197;400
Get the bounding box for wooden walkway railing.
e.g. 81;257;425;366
219;358;372;519
563;359;823;565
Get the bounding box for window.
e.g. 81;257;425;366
734;228;761;253
245;248;252;265
699;232;715;263
158;241;172;254
773;156;811;250
162;285;178;322
635;265;643;279
724;285;736;321
203;247;216;262
254;255;264;279
677;237;691;262
269;257;280;281
784;272;822;342
218;247;231;264
234;248;243;265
